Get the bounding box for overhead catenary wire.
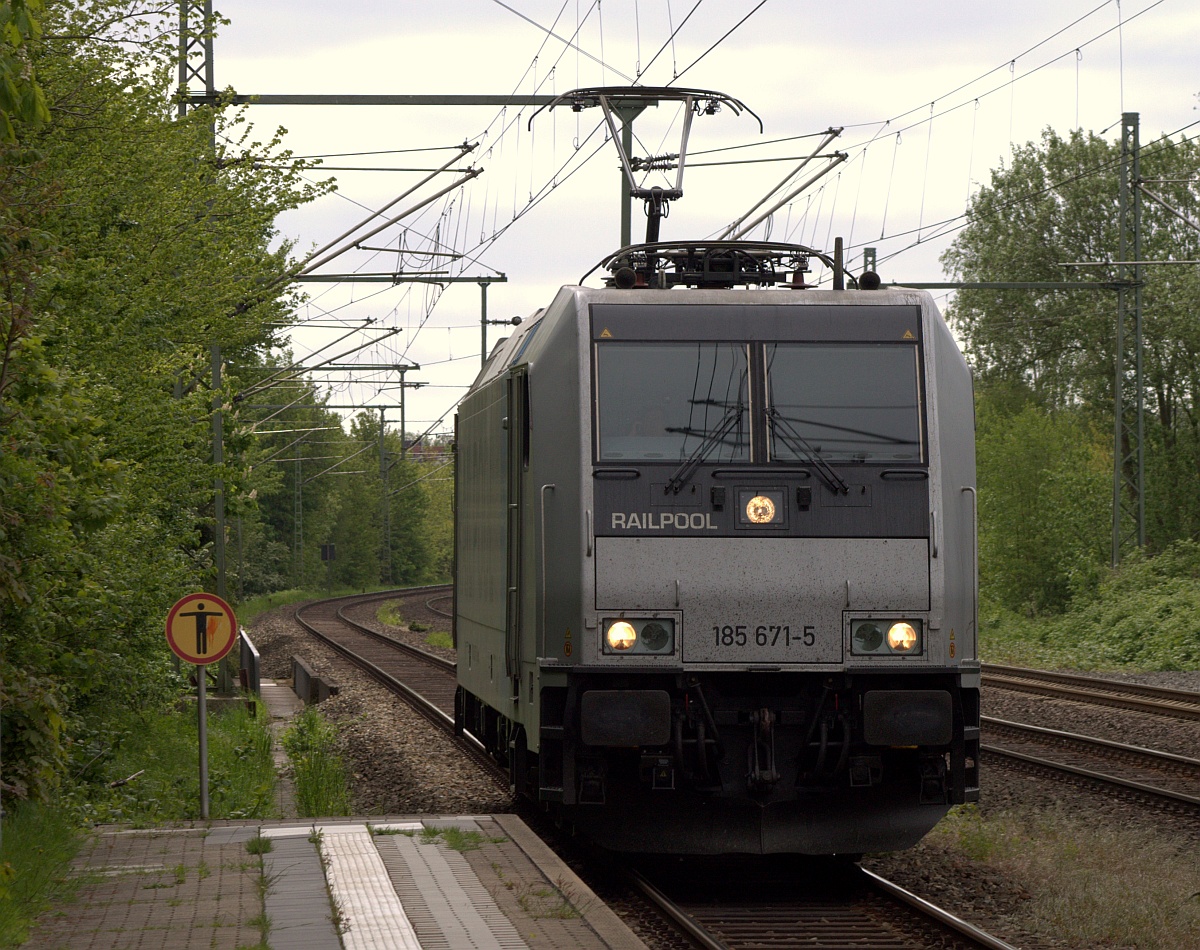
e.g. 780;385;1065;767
258;1;1182;437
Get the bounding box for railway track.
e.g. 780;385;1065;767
291;587;504;784
294;590;1017;950
981;715;1200;815
982;662;1200;720
627;858;1017;950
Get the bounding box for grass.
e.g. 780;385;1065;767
424;630;454;649
65;698;278;825
238;584;399;626
926;806;1200;949
376;601;452;649
376;601;403;626
0;802;83;946
412;826;505;852
280;707;352;818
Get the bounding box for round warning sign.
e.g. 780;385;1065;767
166;593;238;665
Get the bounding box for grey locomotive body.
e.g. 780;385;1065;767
455;272;979;855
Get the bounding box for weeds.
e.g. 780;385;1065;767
376;602;404;626
927;808;1200;948
515;877;588;920
281;708;352;818
245;835;273;856
0;802;82;945
62;699;277;825
414;827;505;852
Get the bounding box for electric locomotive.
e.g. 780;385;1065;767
454;242;979;855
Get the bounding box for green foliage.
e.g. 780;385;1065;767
0;0;49;143
62;697;277;824
280;706;351;817
0;800;80;946
0;661;66;803
0;1;329;805
981;540;1200;670
975;391;1109;614
944;126;1200;563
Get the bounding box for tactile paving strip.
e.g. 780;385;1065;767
377;830;529;949
318;824;422;950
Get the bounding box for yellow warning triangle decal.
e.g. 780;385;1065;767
600;328;613;338
903;329;915;339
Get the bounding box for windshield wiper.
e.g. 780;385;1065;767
664;403;745;495
767;408;849;495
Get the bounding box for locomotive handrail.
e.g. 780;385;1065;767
540;484;555;645
962;486;979;648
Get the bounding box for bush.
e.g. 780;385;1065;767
982;540;1200;670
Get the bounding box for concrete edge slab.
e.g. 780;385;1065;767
491;815;647;950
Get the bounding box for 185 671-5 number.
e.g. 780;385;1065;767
712;624;816;648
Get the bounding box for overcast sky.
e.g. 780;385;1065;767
212;1;1199;436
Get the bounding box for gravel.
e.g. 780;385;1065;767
248;600;510;817
248;600;1200;949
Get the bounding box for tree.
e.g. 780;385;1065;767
0;0;328;804
943;126;1200;561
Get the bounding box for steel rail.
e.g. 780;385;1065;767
862;869;1020;950
981;727;1200;811
295;594;453;728
625;868;729;950
425;593;454;620
630;860;1018;949
982;663;1200;720
334;592;455;674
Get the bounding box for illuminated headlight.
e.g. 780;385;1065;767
851;618;923;656
602;618;676;655
736;488;785;527
887;621;919;653
605;621;637;651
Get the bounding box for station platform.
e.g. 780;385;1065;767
23;813;646;949
23;677;647;949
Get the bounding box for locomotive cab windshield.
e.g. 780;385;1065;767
596;337;924;468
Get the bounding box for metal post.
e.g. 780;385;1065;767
480;282;489;367
294;447;303;584
380;407;391;583
1112;112;1145;565
616;105;646;248
399;370;408;461
197;664;209;819
177;1;215;119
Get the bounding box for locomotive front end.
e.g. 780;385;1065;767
554;288;978;855
455;254;979;856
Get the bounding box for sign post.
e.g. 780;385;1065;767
165;593;238;820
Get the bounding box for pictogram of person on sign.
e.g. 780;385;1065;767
177;601;226;655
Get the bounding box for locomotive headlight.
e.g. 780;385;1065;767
641;621;670;651
850;618;923;655
736;488;785;527
853;621;884;653
602;618;676;655
746;494;776;524
605;621;637;651
887;621;920;653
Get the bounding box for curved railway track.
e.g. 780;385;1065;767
292;587;503;784
982;663;1200;720
294;589;1018;950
